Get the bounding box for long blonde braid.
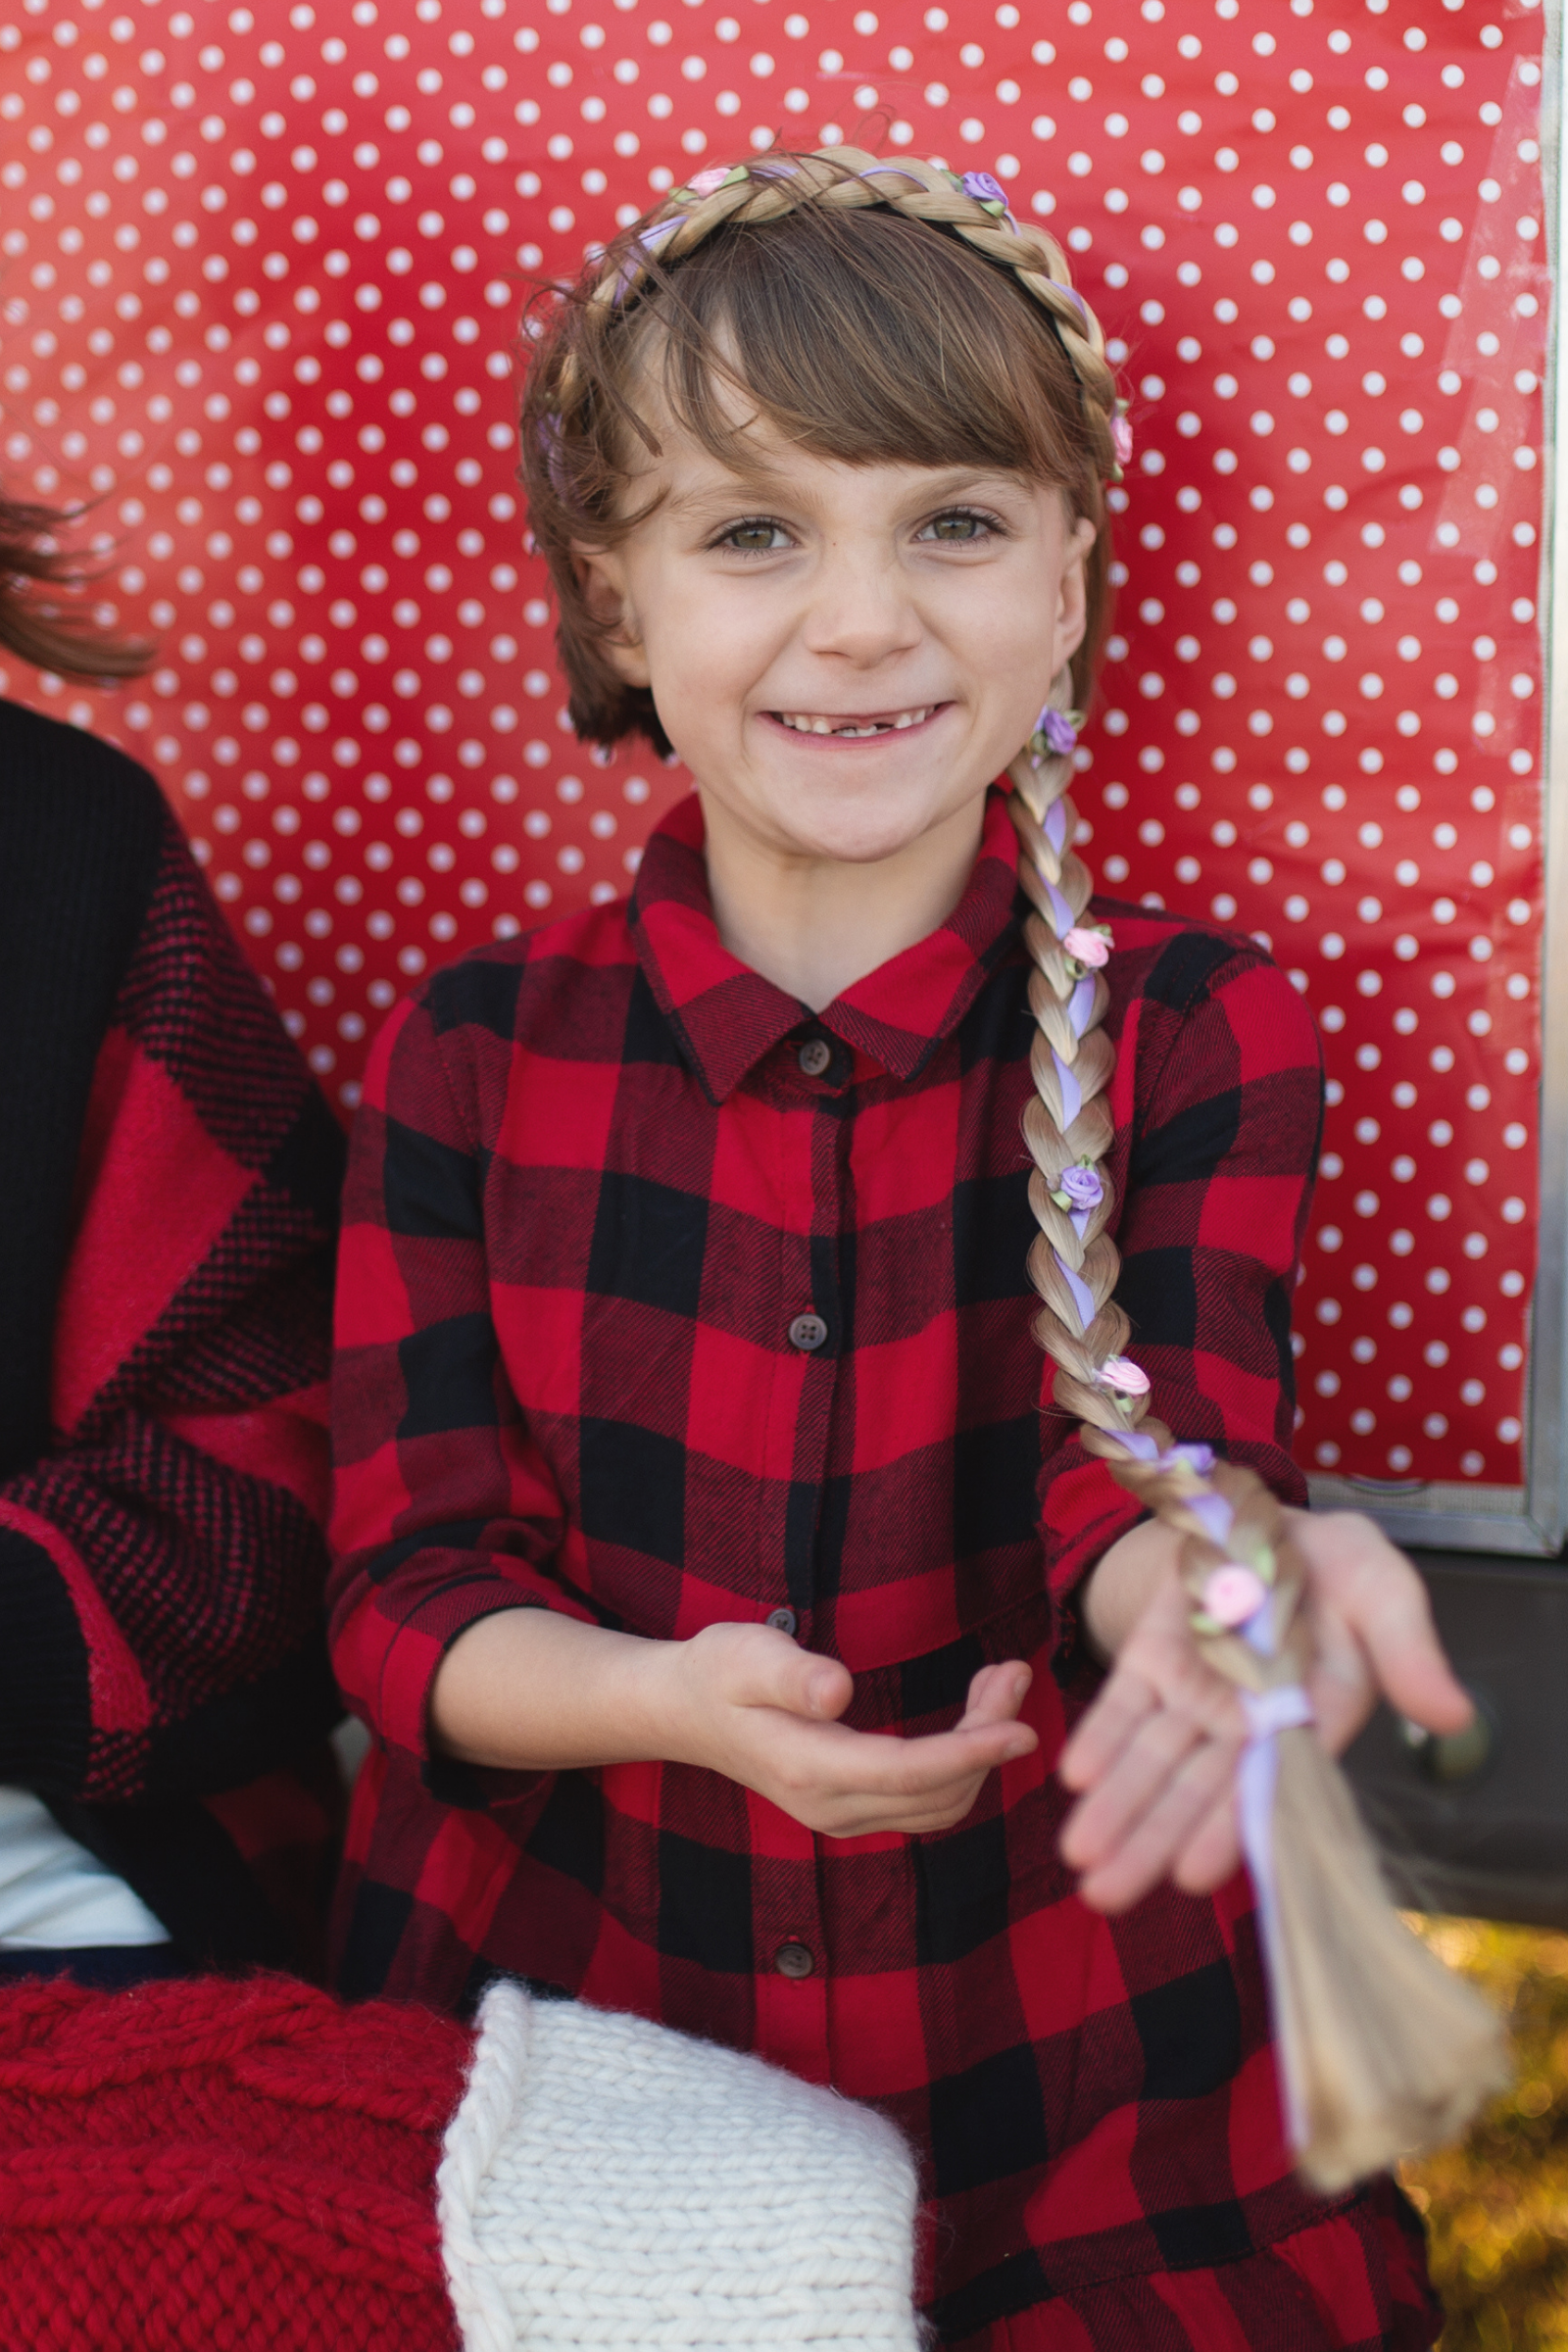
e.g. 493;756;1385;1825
554;146;1506;2188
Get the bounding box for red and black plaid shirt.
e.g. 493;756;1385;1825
329;791;1436;2348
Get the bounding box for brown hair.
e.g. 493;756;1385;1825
516;148;1508;2185
517;150;1118;759
0;494;151;679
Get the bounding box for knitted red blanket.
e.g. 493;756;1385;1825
0;1974;467;2350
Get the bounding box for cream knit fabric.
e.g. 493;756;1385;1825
435;1980;922;2351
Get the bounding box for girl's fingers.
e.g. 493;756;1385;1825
1075;1733;1241;1913
1299;1601;1378;1755
1295;1512;1473;1737
1060;1586;1246;1794
766;1708;1037;1808
1057;1664;1159;1790
720;1628;856;1722
1169;1795;1243;1897
1059;1701;1209;1872
1348;1577;1472;1738
956;1661;1033;1731
821;1780;990;1839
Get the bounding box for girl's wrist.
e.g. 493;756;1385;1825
646;1629;726;1776
1080;1520;1184;1660
626;1630;700;1770
429;1608;703;1774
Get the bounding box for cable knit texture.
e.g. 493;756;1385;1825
0;1972;467;2349
437;1981;923;2352
0;1971;921;2349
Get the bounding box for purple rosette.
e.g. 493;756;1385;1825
1058;1165;1103;1211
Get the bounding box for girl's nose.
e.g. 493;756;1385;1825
799;548;922;666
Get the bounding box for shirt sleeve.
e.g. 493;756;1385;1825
1038;942;1323;1600
328;983;595;1775
0;819;345;1804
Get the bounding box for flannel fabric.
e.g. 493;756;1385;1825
0;711;345;1973
330;789;1436;2347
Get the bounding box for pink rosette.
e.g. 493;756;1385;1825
1098;1356;1151;1396
1062;927;1110;968
1201;1565;1268;1629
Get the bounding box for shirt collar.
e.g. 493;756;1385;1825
628;790;1023;1103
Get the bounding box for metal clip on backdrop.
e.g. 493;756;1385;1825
1008;702;1508;2191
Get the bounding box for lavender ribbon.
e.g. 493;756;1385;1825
1237;1682;1316;2151
1057;1257;1097;1332
1186;1492;1236;1549
1108;1430;1160;1462
1046;879;1076;937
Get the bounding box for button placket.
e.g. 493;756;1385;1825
774;1014;848;1654
747;1788;830;2082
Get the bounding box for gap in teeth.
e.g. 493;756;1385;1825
780;708;929;736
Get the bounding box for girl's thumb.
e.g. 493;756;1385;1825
748;1631;852;1721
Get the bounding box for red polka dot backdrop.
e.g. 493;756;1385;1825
0;0;1552;1534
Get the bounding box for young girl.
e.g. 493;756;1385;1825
328;151;1471;2348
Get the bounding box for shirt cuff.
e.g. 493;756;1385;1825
1040;1453;1150;1602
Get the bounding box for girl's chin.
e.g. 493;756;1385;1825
735;782;988;869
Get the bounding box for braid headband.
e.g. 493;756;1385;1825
556;146;1132;483
559;147;1505;2186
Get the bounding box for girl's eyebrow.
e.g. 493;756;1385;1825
664;465;1024;518
663;470;798;514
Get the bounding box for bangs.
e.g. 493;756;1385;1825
625;202;1092;492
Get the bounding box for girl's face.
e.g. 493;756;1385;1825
583;408;1098;872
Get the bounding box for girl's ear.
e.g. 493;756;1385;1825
1052;514;1101;671
574;547;652;688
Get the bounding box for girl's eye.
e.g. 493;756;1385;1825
717;517;789;554
921;509;998;543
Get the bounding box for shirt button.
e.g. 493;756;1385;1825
798;1037;833;1078
765;1605;798;1635
773;1939;815;1980
788;1312;828;1353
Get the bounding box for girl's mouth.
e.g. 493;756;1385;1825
768;704;946;740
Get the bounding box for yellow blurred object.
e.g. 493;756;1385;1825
1403;1921;1568;2350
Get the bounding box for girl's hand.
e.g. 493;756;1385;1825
664;1621;1038;1838
1056;1508;1472;1913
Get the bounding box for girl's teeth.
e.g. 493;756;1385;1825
782;708;930;735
